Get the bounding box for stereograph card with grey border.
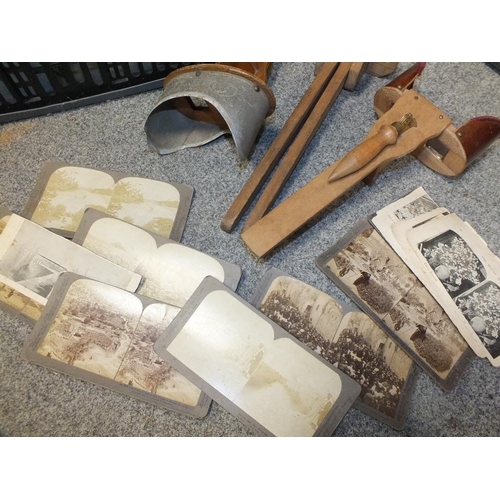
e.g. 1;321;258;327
403;214;500;366
72;208;241;307
316;219;473;392
154;276;361;437
21;273;211;418
0;209;141;325
22;160;193;240
249;267;417;430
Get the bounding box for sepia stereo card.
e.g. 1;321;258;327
0;208;141;324
316;219;472;391
22;160;193;240
21;273;211;418
250;267;418;430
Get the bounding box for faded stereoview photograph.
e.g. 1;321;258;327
0;215;140;309
29;165;182;237
258;276;412;420
36;279;202;407
165;289;346;437
80;216;226;307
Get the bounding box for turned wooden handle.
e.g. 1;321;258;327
328;124;398;182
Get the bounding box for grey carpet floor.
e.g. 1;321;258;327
0;62;499;437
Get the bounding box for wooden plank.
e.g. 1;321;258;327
220;62;339;233
243;62;352;231
241;90;451;258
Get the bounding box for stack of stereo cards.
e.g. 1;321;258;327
371;187;500;367
317;187;500;386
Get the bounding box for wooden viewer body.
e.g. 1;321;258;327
241;63;500;258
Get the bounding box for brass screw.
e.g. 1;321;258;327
397;85;402;89
457;132;463;137
439;115;443;119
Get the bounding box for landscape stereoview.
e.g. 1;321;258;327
75;213;240;307
26;164;190;239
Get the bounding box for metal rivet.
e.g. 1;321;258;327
195;71;201;77
439;115;443;119
397;85;402;89
254;86;260;92
457;132;462;137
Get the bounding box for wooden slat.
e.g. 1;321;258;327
243;62;352;231
241;90;452;258
220;62;339;233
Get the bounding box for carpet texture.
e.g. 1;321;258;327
0;62;499;436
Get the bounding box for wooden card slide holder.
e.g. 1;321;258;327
241;63;500;258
